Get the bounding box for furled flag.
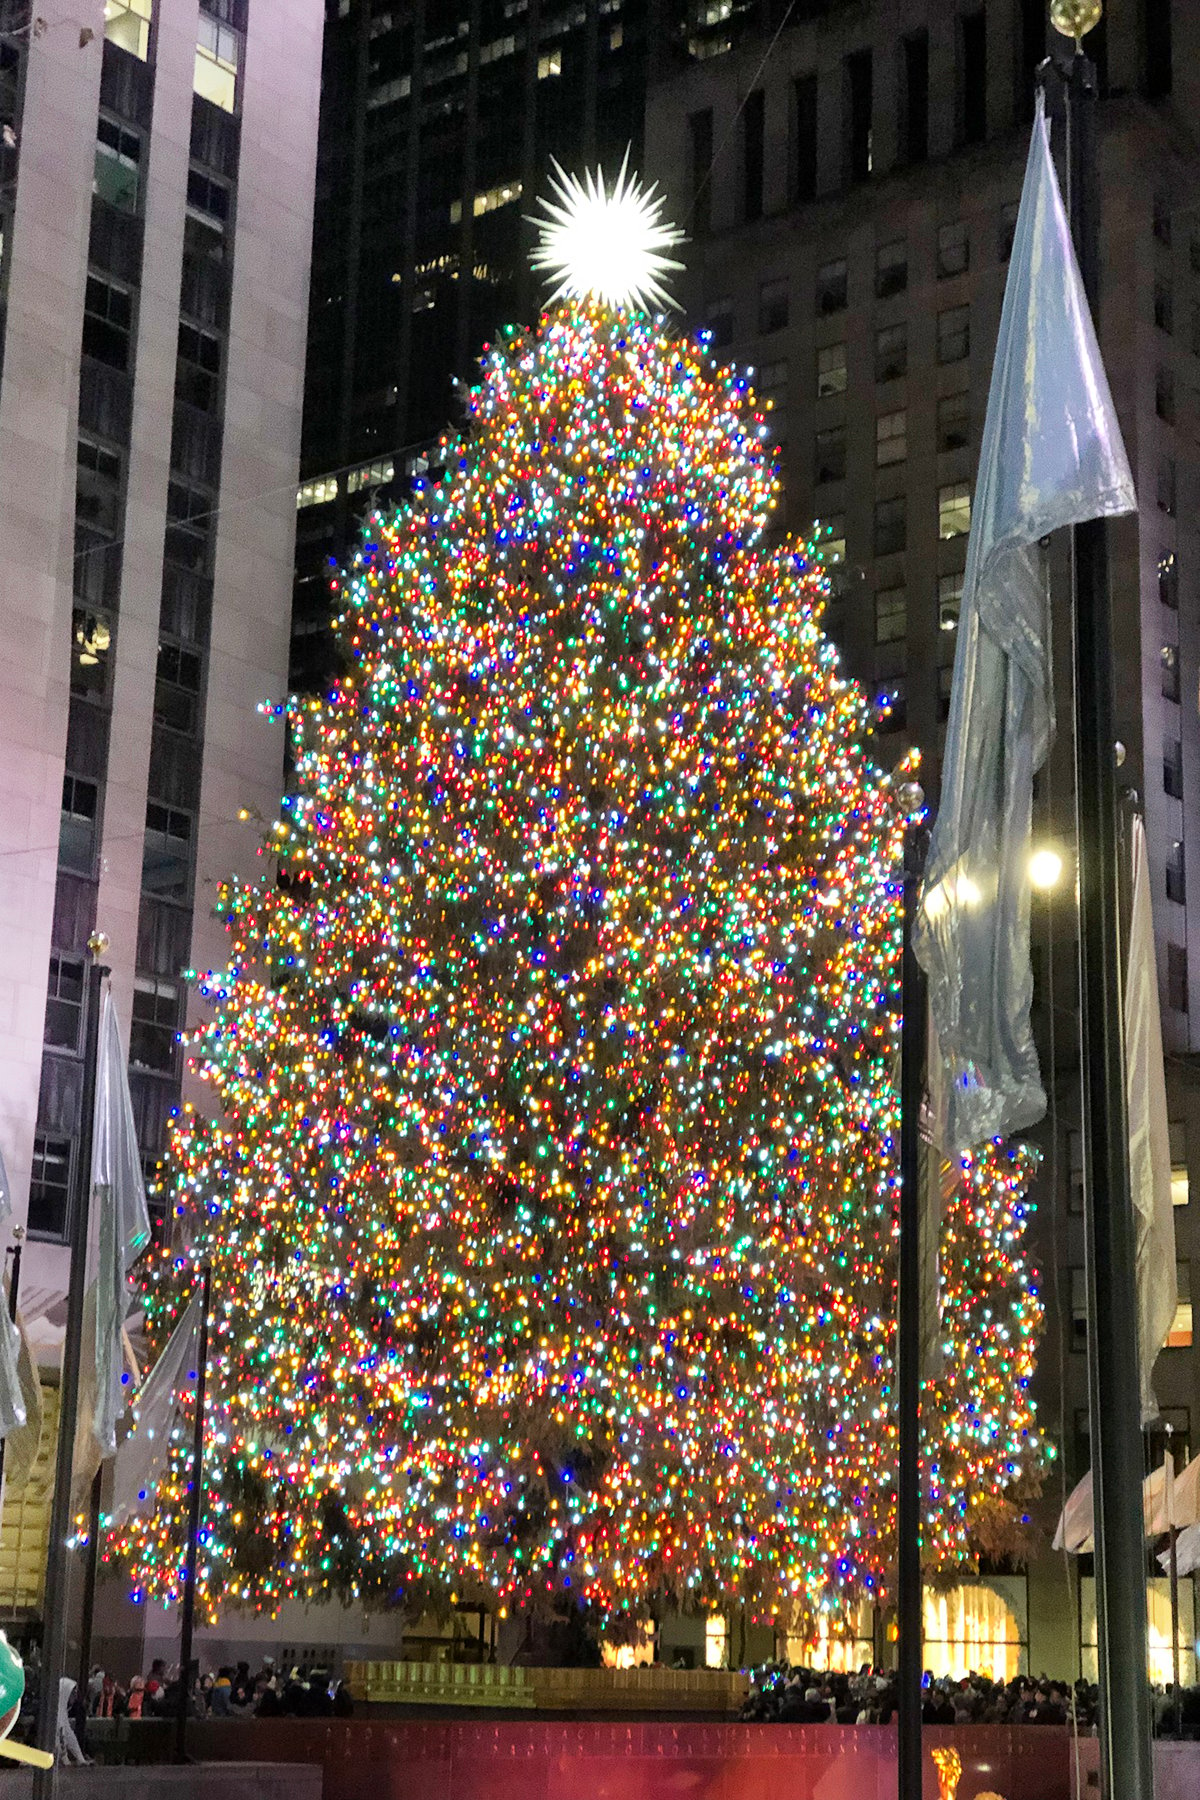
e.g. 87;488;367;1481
0;1149;26;1443
1126;812;1178;1423
108;1290;202;1530
914;89;1135;1150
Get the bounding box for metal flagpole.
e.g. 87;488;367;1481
1048;9;1155;1794
33;942;109;1794
897;805;928;1800
175;1261;212;1763
0;1227;25;1507
76;1468;102;1698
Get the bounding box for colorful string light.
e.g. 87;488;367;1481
105;300;1043;1631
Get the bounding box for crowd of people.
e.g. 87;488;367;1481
738;1662;1200;1734
76;1655;356;1724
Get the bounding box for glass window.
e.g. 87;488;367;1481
60;775;99;874
1155;278;1174;335
875;239;907;299
154;640;204;734
923;1580;1027;1684
28;1135;72;1241
297;475;340;509
939;481;971;538
759;277;788;334
1164;735;1183;799
130;974;180;1073
1156;366;1175;424
1168;1262;1192;1347
142;802;193;897
538;48;561;78
1160;550;1178;610
817;343;847;397
704;1617;728;1670
875;322;907;383
1154;192;1172;246
44;954;85;1051
1158;457;1176;515
937;221;969;278
176;320;222;411
82;274;133;370
1071;1267;1089;1350
937;390;969;452
816;258;847;316
1168;942;1189;1014
939;570;963;632
1163;642;1180;702
195;12;242;113
875;585;906;644
756;359;788;408
938;305;970;364
875;495;906;556
876;409;907;466
94;115;141;212
814;425;846;484
876;679;906;733
72;608;113;697
104;0;152;61
817;513;845;564
1167;839;1186;904
187;168;231;229
1170;1120;1189;1207
705;298;733;348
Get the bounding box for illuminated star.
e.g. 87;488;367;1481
530;150;686;312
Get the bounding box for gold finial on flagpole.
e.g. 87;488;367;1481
1050;0;1103;45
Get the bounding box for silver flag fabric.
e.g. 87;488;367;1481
108;1291;202;1530
914;91;1135;1150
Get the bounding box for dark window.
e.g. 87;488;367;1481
1155;278;1174;335
877;680;906;734
1167;839;1186;904
875;323;907;383
82;273;133;369
71;608;113;698
999;202;1019;264
937;221;969;278
176;320;222;412
74;522;121;610
1156;366;1175;423
816;258;847;315
143;802;193;897
28;1135;72;1241
688;107;713;235
902;31;929;164
1158;457;1177;514
1160;550;1179;610
186;167;231;227
1162;642;1179;702
814;426;847;485
154;640;204;734
844;48;873;184
76;436;122;534
60;775;99;874
817;342;848;397
939;571;964;632
1164;735;1184;799
875;495;906;556
793;73;817;203
1143;0;1172;101
938;305;970;363
44;954;85;1051
705;298;733;349
959;11;987;145
130;974;180;1073
742;87;764;222
937;390;970;452
938;664;954;722
875;585;906;644
1018;0;1045;118
759;277;788;335
1154;192;1173;245
94;113;141;211
1071;1268;1089;1351
875;240;907;299
1169;942;1188;1014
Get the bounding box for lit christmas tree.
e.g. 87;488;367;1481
108;173;1043;1635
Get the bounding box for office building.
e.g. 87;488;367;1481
646;0;1199;1679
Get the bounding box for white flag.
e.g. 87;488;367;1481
108;1291;202;1530
914;91;1135;1150
88;989;152;1461
1126;812;1177;1423
0;1150;25;1443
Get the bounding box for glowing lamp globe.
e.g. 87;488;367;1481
1029;846;1064;891
531;151;685;312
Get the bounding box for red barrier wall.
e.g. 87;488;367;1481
192;1719;1077;1800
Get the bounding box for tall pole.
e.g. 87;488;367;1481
1053;29;1155;1800
0;1229;25;1506
175;1261;211;1763
33;950;108;1792
76;1468;102;1698
897;814;928;1800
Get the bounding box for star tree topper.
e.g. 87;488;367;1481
531;151;686;313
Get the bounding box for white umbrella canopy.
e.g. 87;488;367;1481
1052;1452;1200;1554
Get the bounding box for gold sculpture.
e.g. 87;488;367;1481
932;1747;962;1800
1049;0;1103;42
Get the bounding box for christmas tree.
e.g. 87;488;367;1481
109;178;1043;1635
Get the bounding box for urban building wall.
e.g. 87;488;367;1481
645;0;1199;1681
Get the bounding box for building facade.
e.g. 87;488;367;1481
646;0;1200;1679
0;0;322;1393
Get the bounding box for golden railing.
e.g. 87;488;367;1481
344;1660;749;1714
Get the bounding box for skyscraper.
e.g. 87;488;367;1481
0;0;322;1385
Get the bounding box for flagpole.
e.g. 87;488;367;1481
1049;17;1155;1797
1166;1426;1181;1734
76;1467;102;1698
175;1260;211;1763
897;806;928;1800
0;1228;24;1509
32;942;109;1794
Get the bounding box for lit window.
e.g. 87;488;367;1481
104;0;152;61
538;49;561;78
94;115;141;212
297;475;340;509
875;585;906;644
346;459;396;494
367;75;412;109
1170;1121;1189;1207
876;409;907;467
1168;1262;1192;1348
195;13;242;114
451;181;523;225
817;343;847;398
704;1616;728;1670
939;481;971;538
72;608;113;695
939;571;963;631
